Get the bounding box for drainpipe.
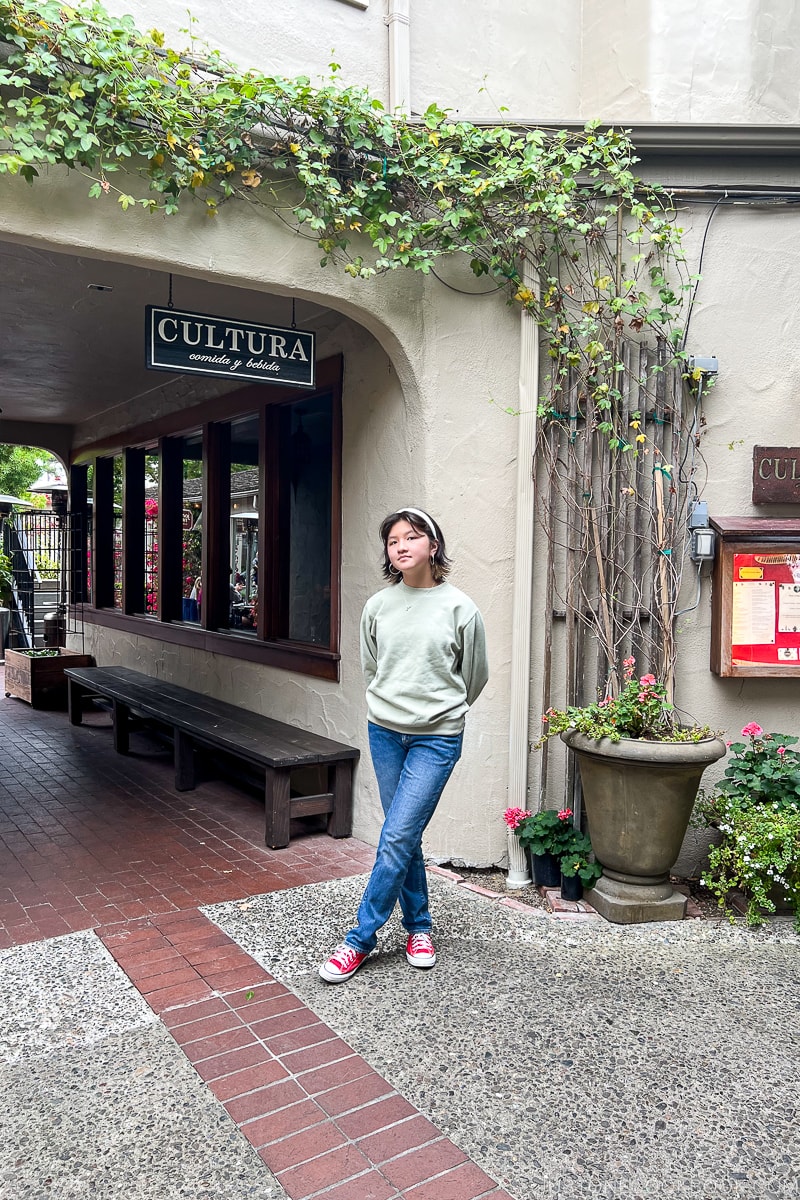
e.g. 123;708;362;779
386;0;411;114
506;263;539;887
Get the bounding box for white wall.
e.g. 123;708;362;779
581;0;800;124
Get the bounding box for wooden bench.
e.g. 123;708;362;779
64;665;359;849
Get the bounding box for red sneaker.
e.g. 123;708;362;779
319;943;368;983
406;932;436;969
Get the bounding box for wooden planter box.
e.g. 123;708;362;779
4;648;94;709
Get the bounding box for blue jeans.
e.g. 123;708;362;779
345;723;463;954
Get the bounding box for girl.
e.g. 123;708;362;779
319;507;488;983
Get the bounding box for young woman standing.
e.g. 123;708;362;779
319;507;488;983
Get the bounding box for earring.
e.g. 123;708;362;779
389;563;401;575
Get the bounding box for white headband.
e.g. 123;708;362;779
401;507;438;540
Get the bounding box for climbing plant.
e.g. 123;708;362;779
0;0;707;700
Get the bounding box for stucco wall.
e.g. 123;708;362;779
581;0;800;124
112;0;800;126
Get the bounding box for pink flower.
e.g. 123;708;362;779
777;746;786;757
557;808;573;821
638;692;648;702
725;741;732;748
741;722;763;739
623;657;635;667
503;807;531;830
639;674;656;687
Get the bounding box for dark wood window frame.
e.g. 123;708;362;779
70;355;343;681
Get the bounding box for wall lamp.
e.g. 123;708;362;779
689;499;716;562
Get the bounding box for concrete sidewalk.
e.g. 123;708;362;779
2;869;798;1200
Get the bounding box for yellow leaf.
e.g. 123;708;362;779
191;170;205;188
558;324;570;333
428;131;439;147
151;152;164;167
241;169;262;188
434;181;445;194
165;132;178;149
636;433;646;443
473;180;488;196
289;143;301;153
187;143;202;161
149;28;165;46
515;287;533;304
630;419;640;430
594;275;613;291
582;301;600;315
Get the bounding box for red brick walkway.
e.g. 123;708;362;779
0;677;513;1200
0;677;374;949
100;910;511;1200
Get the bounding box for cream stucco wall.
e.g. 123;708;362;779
581;0;800;124
125;0;800;126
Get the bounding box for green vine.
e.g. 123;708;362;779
0;0;690;438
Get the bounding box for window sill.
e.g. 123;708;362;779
79;608;340;681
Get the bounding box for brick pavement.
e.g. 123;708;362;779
0;672;512;1200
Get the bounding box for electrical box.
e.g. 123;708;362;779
711;517;800;677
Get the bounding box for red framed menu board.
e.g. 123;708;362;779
711;518;800;677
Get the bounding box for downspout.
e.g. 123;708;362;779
386;0;411;114
506;262;539;887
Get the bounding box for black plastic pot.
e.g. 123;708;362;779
560;873;583;902
530;851;560;888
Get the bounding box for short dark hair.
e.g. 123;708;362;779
379;509;451;584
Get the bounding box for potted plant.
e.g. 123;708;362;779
539;657;725;923
559;849;603;902
5;645;94;708
695;724;800;929
503;805;577;887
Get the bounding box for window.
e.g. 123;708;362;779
81;363;342;679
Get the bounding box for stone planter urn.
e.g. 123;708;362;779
561;730;726;924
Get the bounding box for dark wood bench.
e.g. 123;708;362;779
64;665;359;849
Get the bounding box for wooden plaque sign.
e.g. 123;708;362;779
753;446;800;504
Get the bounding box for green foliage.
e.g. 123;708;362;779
503;804;602;887
0;444;51;499
717;726;800;808
0;542;13;601
504;806;579;857
0;0;689;440
696;792;800;930
559;847;602;888
694;725;800;929
537;657;711;744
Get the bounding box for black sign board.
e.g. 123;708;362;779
145;305;315;389
753;446;800;504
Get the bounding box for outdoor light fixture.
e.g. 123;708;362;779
690;526;716;562
688;499;716;562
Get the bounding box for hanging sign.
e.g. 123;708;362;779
145;306;315;388
753;446;800;504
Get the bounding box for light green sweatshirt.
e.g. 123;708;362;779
360;581;489;736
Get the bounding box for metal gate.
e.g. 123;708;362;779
2;508;87;650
